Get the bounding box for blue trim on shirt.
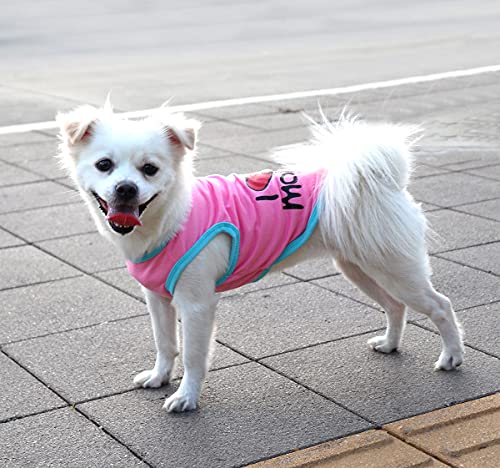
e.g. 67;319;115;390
165;222;240;296
252;201;320;282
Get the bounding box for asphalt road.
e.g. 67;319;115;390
1;0;500;124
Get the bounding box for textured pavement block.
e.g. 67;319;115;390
216;282;386;359
222;271;298;298
38;232;124;273
3;315;247;403
421;302;500;358
439;242;500;276
409;172;499;207
0;228;24;248
467;163;500;180
194;103;275;120
457;198;500;222
428;257;499;312
385;393;500;468
283;257;338;281
0;133;54;149
0;161;44;187
0;276;146;344
0;408;145;467
198;119;264;144
415;147;500;169
262;325;500;424
0;352;65;422
250;430;447;467
79;363;371;468
14;156;67;179
96;267;145;300
426;210;500;253
0;245;79;290
202;126;311;158
0;180;76;214
0;203;96;242
194;154;277;177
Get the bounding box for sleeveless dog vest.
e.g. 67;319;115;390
126;170;324;298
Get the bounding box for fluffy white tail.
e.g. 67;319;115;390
274;115;428;266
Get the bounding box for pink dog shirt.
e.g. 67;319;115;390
126;170;324;298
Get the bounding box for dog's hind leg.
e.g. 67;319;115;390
335;258;406;353
360;259;464;370
134;289;179;388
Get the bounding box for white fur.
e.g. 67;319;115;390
57;105;464;413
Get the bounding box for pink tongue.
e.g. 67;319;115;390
106;206;142;227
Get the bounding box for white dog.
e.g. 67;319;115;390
57;103;464;413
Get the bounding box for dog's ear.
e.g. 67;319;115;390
162;114;201;151
56;105;100;145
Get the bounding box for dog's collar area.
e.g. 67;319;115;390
91;191;158;236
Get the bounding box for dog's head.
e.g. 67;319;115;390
57;103;200;240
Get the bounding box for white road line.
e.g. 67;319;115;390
1;64;500;136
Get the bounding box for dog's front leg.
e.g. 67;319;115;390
134;288;179;388
163;289;218;413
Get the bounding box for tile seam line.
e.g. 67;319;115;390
382;426;458;468
1;63;500;135
215;338;378;426
0;223;146;305
0;347;153;466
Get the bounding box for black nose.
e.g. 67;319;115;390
115;181;138;201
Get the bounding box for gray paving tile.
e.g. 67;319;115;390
426;210;500;253
196;143;237;159
414;147;500;169
198;119;264;144
4;315;247;403
428;256;499;312
283;256;338;280
217;282;386;359
457;198;500;222
79;363;370;468
0;352;65;422
0;161;44;187
222;271;298;298
409;172;499;207
0;245;79;290
0;202;96;242
202;126;311;158
0;408;145;467
194;103;276;120
0;87;78;126
412;163;450;179
0;276;147;344
0;132;54;148
0;138;58;160
439;242;500;276
96;267;144;300
38;232;124;273
466;163;500;180
262;325;500;424
313;275;383;311
0;228;24;248
420;302;500;359
0;180;77;214
14;156;67;179
194;154;277;177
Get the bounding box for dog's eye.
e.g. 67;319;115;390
95;158;113;172
142;164;159;176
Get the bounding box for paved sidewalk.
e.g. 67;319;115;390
1;72;499;467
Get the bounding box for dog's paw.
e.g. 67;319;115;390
434;348;464;371
133;369;171;388
367;335;398;354
163;390;198;413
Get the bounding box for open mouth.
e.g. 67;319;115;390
92;192;158;235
